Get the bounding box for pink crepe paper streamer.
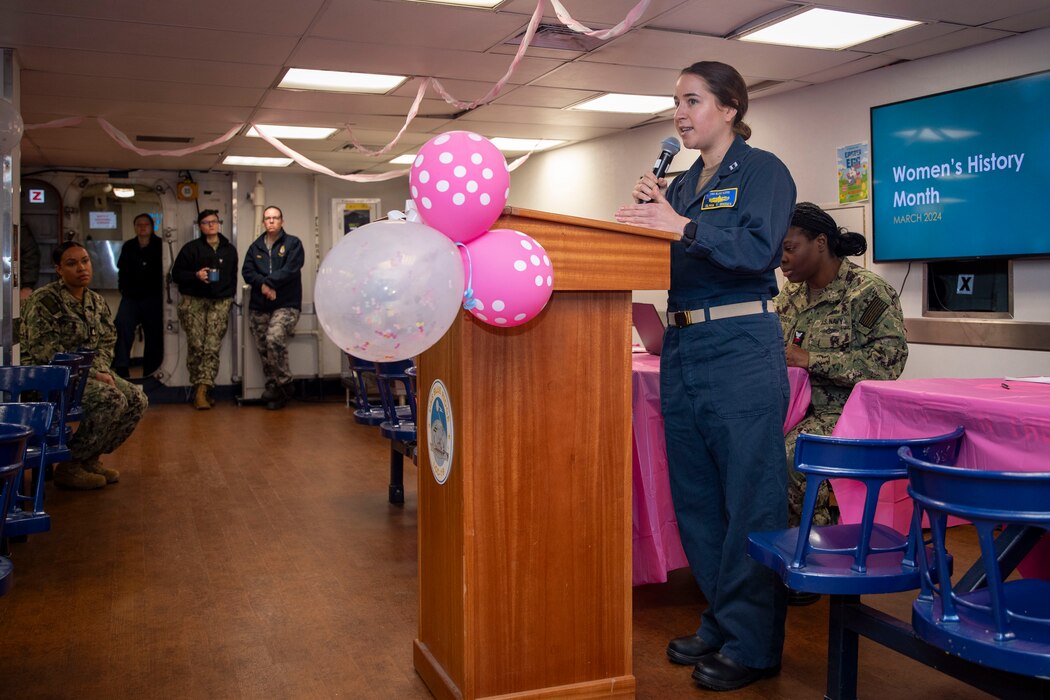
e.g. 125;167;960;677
549;0;651;40
252;125;409;182
24;116;85;130
97;118;240;157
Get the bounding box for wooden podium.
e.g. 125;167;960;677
414;209;673;699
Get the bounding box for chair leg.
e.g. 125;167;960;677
389;444;405;505
825;595;860;700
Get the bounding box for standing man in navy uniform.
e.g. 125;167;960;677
617;61;795;692
242;206;304;410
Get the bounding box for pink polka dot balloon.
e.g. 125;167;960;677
461;228;554;328
410;131;510;244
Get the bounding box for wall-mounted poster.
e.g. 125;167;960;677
837;143;869;203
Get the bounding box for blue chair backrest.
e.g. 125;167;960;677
792;426;965;572
0;402;54;515
375;360;417;432
904;449;1050;672
0;365;72;455
346;354;383;420
51;352;92;417
0;422;33;541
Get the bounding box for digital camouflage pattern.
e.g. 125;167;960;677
20;281;147;461
178;295;233;386
775;259;908;526
249;308;300;387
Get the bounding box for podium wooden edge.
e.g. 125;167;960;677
415;639;465;700
416;639;636;700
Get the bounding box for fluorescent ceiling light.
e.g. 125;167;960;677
247;125;337;140
389;154;416;165
112;187;136;198
222;155;294;167
488;137;565;153
278;68;406;94
570;94;675;114
406;0;503;7
739;8;920;50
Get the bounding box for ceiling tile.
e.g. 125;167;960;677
884;27;1015;60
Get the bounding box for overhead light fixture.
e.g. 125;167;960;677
389;154;416;165
278;68;407;94
112;187;136;198
488;137;565;153
738;8;920;50
406;0;504;7
570;93;675;114
222;155;294;167
247;125;337;140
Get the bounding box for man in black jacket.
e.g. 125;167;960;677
241;206;304;410
113;213;164;378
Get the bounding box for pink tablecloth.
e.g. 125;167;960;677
831;377;1050;579
631;353;811;586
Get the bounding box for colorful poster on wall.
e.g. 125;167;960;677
837;143;869;203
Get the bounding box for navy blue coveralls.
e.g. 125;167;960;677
660;134;796;669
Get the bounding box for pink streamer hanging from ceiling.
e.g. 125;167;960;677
21;0;650;180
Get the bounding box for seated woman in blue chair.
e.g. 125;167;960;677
20;241;148;490
776;203;908;531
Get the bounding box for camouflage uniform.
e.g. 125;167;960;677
248;308;300;386
177;296;233;386
19;281;148;462
775;259;908;526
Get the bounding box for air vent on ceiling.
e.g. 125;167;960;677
504;23;607;52
136;135;193;143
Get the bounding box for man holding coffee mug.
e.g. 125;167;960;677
171;209;239;409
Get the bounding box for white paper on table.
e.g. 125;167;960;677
1003;376;1050;384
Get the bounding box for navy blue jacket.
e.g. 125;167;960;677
241;229;304;313
665;135;796;311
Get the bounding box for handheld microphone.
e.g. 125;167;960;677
637;136;681;203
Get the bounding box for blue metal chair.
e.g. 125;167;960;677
904;449;1050;678
0;365;72;463
748;427;965;594
0;403;54;538
0;422;33;596
345;354;385;426
375;360;417;505
747;427;965;700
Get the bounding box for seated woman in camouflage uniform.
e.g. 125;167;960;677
776;203;908;530
20;241;148;490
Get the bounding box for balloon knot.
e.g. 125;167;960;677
462;288;478;311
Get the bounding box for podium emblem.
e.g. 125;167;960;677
427;380;454;484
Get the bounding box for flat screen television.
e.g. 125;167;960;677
870;70;1050;263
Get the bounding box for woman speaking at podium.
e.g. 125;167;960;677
616;61;795;692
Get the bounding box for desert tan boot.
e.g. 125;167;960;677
193;384;211;410
81;457;119;484
54;461;107;490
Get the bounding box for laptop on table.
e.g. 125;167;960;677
632;302;667;356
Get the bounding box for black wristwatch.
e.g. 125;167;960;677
682;221;697;242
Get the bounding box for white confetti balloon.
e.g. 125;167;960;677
315;220;464;362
